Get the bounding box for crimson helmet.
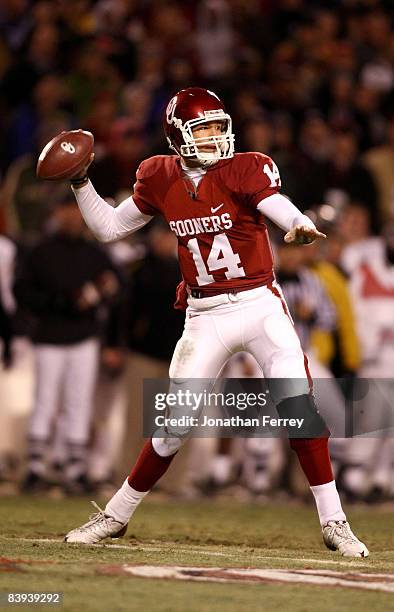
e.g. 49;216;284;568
163;87;234;166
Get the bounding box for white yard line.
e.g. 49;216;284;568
7;537;382;568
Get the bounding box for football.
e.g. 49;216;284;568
36;129;94;180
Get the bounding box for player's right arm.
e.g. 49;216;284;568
70;155;153;243
71;180;153;243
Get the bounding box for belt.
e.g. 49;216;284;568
188;281;266;299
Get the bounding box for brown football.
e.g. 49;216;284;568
36;129;94;180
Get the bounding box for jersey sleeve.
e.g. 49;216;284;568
239;153;282;208
132;159;161;216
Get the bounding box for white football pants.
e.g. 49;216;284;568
153;283;310;457
29;338;100;445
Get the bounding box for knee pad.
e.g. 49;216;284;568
152;436;183;457
169;337;196;379
268;375;310;405
276;394;329;439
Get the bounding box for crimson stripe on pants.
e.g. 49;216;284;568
267;282;333;485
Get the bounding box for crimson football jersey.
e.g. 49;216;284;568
133;152;281;293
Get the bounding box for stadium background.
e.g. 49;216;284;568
0;3;393;608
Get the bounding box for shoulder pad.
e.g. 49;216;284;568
233;152;272;167
137;155;177;180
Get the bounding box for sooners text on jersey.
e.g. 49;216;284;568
133;152;281;292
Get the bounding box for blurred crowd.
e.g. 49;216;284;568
0;1;393;504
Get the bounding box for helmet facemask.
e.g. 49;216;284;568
167;109;235;166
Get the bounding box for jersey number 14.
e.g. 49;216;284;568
188;234;246;286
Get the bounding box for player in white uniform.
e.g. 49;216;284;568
62;88;368;556
340;228;394;499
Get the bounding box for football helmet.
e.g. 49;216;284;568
163;87;234;165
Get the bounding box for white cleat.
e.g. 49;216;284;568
64;501;128;544
322;520;369;558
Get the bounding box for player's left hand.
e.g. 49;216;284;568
284;224;327;245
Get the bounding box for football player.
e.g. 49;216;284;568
64;88;368;556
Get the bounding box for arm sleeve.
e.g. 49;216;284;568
257;193;316;232
71;180;153;243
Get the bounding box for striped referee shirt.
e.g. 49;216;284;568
276;267;336;350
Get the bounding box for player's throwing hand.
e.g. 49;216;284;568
284;224;327;245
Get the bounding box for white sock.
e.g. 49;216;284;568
310;479;347;526
105;478;148;524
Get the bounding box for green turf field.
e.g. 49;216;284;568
0;495;393;611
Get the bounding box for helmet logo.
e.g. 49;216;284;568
166;96;183;129
166;97;177;124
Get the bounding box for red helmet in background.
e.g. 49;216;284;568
163;87;234;166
